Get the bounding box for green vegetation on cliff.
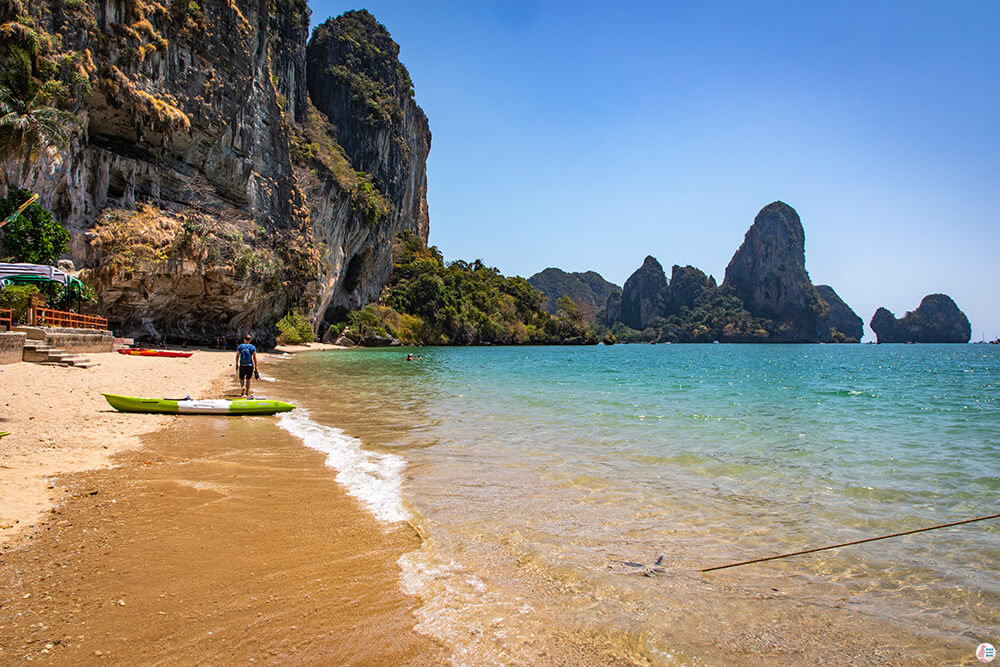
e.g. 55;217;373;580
527;267;620;319
310;9;414;126
0;187;68;264
0;46;82;181
609;285;775;343
333;232;598;346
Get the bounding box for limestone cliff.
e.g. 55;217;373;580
304;10;430;316
2;2;430;344
615;256;666;330
664;265;716;317
723;201;829;341
815;285;863;342
603;201;862;343
870;294;971;343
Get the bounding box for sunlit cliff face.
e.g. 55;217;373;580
11;3;429;344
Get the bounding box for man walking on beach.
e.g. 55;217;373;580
236;334;259;397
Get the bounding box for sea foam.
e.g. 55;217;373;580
277;409;409;523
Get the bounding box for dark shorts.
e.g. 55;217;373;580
239;365;255;380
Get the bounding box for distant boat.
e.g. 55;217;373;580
117;348;194;358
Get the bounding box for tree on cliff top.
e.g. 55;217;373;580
0;47;80;183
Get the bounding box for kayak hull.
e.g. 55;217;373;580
102;393;294;415
117;349;194;358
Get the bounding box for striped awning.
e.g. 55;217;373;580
0;263;81;288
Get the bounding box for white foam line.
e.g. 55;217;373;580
278;409;409;523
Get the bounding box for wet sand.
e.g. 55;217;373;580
0;350;445;665
0;417;445;664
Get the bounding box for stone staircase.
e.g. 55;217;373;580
22;339;99;368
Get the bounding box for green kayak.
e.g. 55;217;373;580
102;393;295;415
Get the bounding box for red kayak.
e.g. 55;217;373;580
117;348;194;358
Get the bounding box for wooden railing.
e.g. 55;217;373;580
0;308;10;331
29;306;108;330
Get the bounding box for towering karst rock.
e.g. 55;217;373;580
616;256;667;330
870;294;971;343
4;2;430;344
722;201;829;341
602;201;861;342
306;11;430;314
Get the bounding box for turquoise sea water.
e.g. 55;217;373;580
270;344;999;664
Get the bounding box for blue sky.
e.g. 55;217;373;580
309;1;1000;341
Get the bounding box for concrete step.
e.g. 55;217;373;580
22;342;94;367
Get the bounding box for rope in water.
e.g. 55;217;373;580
701;512;1000;573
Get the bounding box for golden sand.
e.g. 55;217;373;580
0;348;444;664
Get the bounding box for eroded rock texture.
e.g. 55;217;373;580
4;3;429;345
723;201;829;341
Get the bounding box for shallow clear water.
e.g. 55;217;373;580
271;344;1000;664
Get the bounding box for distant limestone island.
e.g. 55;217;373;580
530;201;972;344
870;295;971;344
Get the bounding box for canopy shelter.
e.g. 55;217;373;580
0;262;84;289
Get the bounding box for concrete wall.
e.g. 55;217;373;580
44;330;114;353
11;326;114;354
0;332;26;364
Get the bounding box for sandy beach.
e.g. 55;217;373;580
0;346;444;664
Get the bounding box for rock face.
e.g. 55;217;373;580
870;294;971;343
5;3;429;345
616;256;667;330
306;11;431;315
815;285;863;342
527;268;620;319
723;201;829;341
664;265;716;317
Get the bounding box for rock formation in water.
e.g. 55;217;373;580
722;201;829;341
527;268;621;320
815;285;863;342
3;3;429;345
603;201;862;343
870;294;971;343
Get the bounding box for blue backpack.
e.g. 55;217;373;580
238;343;255;365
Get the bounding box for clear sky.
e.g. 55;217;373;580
309;1;1000;341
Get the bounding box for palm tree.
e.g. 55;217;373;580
0;47;81;184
